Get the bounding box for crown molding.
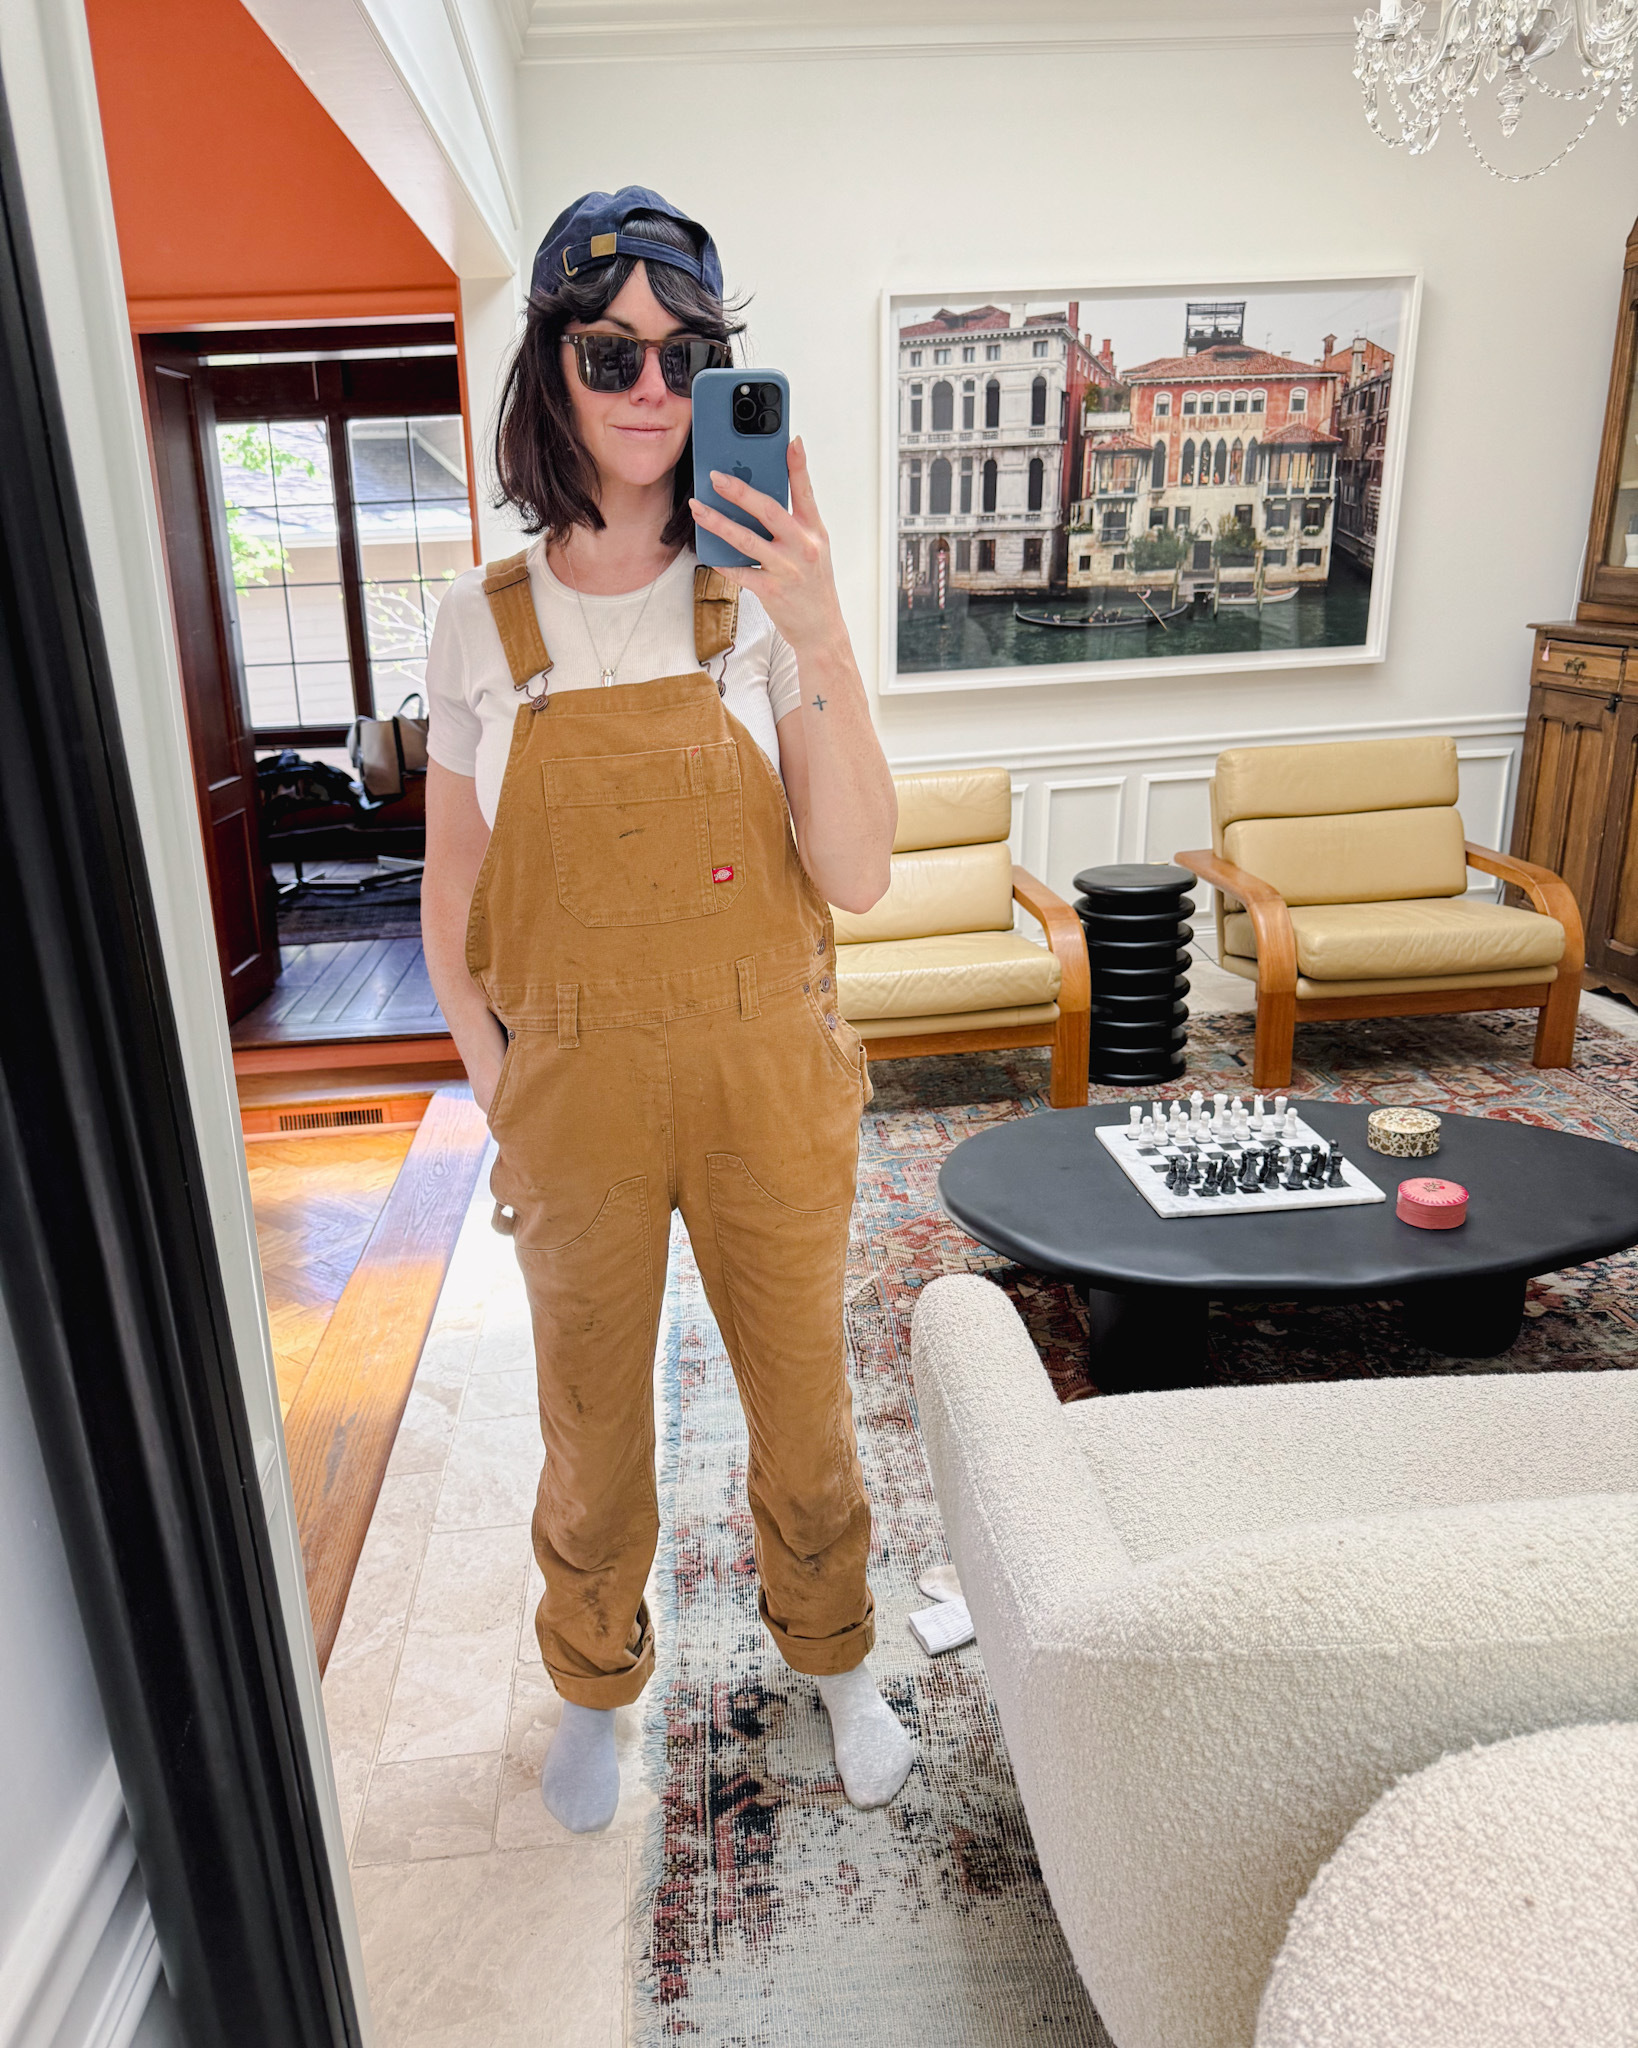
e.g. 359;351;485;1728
520;0;1360;67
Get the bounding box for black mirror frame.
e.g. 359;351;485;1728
0;72;361;2048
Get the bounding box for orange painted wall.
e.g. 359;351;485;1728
84;0;458;329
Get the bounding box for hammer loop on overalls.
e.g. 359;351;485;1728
464;552;874;1709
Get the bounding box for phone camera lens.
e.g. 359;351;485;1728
732;394;758;427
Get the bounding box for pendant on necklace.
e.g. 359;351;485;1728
600;667;616;688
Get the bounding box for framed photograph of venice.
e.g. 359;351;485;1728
878;272;1421;694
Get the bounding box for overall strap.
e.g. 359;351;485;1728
693;564;740;663
482;551;737;686
483;551;552;693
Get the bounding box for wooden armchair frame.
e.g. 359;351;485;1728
856;866;1091;1109
1175;841;1585;1091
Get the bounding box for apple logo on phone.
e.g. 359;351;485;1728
731;460;753;482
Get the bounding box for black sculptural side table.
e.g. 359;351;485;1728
1073;862;1195;1086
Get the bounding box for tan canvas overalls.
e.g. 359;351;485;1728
466;552;876;1709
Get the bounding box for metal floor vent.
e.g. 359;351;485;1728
277;1105;387;1133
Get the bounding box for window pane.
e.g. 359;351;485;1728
245;665;297;728
288;583;350;663
293;662;356;726
215;417;348;733
347;414;474;711
349;420;413;502
234;583;292;664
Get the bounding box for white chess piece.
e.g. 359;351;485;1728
1275;1094;1289;1120
1253;1094;1266;1127
1125;1104;1143;1141
1213;1093;1228;1118
1191;1090;1205;1118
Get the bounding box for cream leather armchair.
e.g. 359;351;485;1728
1176;736;1583;1091
831;768;1090;1109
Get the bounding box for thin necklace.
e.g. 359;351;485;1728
559;535;673;687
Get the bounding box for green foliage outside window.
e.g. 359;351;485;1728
216;425;320;586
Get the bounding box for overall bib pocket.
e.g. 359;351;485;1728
544;743;745;927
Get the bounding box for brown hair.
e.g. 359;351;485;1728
493;210;745;547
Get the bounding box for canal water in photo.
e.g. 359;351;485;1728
896;556;1373;676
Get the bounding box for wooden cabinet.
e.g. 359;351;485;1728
1512;214;1638;1004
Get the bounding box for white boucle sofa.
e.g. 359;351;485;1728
1254;1722;1638;2046
909;1274;1638;2048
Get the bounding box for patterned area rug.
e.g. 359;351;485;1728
635;1010;1638;2045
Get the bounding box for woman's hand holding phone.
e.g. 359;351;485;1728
689;439;846;655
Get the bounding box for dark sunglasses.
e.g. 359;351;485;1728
566;331;730;397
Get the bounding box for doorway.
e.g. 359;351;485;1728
140;321;472;1057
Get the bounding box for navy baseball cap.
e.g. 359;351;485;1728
530;187;722;302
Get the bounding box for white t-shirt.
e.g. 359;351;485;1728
425;541;803;827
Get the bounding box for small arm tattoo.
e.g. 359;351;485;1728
810;693;828;711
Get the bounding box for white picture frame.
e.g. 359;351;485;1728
878;270;1422;696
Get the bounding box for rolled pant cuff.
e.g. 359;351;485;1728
765;1611;876;1678
546;1646;655;1710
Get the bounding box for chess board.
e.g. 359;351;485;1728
1096;1114;1387;1220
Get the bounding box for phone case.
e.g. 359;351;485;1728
691;368;790;570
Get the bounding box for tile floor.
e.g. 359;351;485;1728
323;967;1638;2047
323;1164;663;2048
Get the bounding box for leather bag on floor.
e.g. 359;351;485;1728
348;692;429;800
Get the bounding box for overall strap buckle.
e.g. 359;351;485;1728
483;552;553;698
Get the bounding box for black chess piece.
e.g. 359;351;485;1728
1283;1148;1307;1192
1305;1148;1327;1188
1326;1143;1347;1189
1236;1151;1262;1195
1260;1144;1282;1188
1198;1156;1222;1195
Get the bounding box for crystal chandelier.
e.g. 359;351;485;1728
1355;1;1638;179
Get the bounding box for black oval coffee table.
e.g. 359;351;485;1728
937;1103;1638;1389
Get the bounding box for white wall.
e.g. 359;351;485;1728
511;9;1638;889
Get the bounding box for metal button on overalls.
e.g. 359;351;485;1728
465;553;875;1707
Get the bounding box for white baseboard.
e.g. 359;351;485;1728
0;1757;163;2048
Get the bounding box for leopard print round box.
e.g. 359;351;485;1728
1367;1106;1442;1158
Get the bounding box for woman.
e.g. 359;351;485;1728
422;188;910;1834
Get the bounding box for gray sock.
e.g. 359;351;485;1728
814;1663;916;1808
540;1700;620;1834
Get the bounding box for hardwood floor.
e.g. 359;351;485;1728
248;1130;416;1418
231;937;448;1048
281;1088;491;1667
245;1079;492;1669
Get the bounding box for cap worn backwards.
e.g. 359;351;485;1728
530;186;722;302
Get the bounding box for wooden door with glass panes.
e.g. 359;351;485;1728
139;324;474;1013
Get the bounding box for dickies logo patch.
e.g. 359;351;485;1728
712;865;735;885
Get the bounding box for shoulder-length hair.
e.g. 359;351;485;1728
493;210;745;548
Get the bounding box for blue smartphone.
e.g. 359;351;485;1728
691;368;790;570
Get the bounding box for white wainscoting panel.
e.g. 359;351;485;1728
1457;745;1518;899
1037;777;1125;901
1137;770;1215;867
0;1756;162;2048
